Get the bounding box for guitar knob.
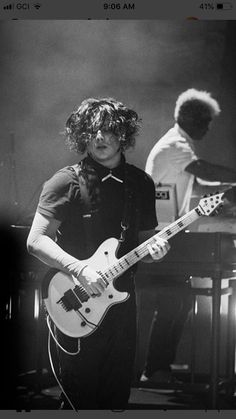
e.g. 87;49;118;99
85;308;90;313
81;321;87;327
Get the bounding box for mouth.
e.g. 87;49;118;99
95;144;108;150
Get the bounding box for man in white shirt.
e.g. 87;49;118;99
141;88;236;384
145;123;198;216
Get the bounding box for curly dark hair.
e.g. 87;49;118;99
64;97;141;154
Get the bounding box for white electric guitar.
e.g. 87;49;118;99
44;192;224;338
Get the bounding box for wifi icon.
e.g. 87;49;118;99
34;3;41;9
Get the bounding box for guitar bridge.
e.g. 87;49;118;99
57;289;82;311
74;284;90;302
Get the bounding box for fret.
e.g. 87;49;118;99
108;269;115;277
102;207;201;283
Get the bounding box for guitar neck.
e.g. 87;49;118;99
102;207;201;281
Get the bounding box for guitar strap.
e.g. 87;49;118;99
118;167;139;244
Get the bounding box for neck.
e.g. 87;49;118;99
89;151;122;169
176;123;195;148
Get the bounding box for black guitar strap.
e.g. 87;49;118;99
118;168;137;244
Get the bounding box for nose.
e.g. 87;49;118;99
95;130;104;142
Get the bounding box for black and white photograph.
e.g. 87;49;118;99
0;19;236;412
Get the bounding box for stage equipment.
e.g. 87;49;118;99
136;230;236;409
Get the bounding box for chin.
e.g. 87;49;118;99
96;150;110;158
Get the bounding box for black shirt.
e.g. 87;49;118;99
37;154;157;263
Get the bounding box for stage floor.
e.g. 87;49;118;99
15;374;236;411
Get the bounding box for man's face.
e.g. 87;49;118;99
87;129;121;164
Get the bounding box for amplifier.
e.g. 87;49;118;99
155;183;178;229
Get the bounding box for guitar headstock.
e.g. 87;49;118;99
197;192;224;216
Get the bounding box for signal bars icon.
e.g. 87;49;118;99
3;3;14;9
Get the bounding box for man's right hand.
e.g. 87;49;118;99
76;266;107;296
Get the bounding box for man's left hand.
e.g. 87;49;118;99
147;237;170;261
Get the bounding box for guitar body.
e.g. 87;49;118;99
44;237;129;338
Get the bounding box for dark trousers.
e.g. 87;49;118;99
144;277;192;377
55;291;137;410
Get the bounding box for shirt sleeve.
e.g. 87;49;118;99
138;172;158;231
37;170;75;221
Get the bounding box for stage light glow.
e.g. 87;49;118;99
34;289;39;319
194;299;198;315
8;297;12;320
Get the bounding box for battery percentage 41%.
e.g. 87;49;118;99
199;3;215;9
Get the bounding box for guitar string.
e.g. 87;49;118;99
71;201;218;295
57;200;219;311
101;209;200;282
71;210;199;297
82;198;221;291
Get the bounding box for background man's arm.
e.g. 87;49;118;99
185;159;236;183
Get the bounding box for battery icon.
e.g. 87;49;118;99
217;2;233;9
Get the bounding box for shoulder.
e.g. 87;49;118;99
41;165;80;197
158;135;193;155
147;127;183;157
126;163;155;187
45;166;79;185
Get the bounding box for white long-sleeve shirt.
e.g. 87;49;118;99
145;124;198;216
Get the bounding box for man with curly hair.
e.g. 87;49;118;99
27;97;170;410
141;88;236;385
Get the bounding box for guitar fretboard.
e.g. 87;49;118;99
100;207;201;283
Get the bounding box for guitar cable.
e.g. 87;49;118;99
46;315;81;355
46;315;80;412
